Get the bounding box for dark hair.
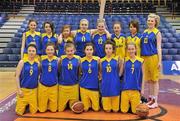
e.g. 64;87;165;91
84;42;94;51
43;21;55;36
104;40;116;54
27;43;37;52
28;19;37;25
129;20;139;33
113;21;122;28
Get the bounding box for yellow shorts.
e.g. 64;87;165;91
58;84;79;112
121;90;140;114
80;87;99;111
38;83;58;112
142;54;160;81
23;53;40;62
102;96;120;112
16;88;37;115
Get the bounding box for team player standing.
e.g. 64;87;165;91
16;13;161;115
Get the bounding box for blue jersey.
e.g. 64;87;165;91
59;55;80;85
57;37;73;57
40;56;58;86
101;56;120;97
80;56;99;90
74;30;91;57
24;31;42;55
122;56;143;91
141;28;159;56
41;33;57;55
92;33;108;58
20;60;39;89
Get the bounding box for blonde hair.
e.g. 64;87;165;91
97;19;106;26
80;19;89;25
148;13;160;28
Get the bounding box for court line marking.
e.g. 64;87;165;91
19;105;167;121
0;91;16;104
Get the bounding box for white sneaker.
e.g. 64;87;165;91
148;102;158;109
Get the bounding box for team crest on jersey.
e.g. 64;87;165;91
68;61;73;70
82;36;86;42
88;64;92;74
29;66;33;76
106;63;112;73
98;37;103;44
48;62;52;72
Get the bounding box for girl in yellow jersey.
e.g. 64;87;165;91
110;22;126;59
126;20;141;57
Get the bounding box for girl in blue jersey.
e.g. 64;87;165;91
141;13;162;108
57;25;73;57
126;20;141;57
92;19;110;58
121;42;144;114
41;22;58;56
15;44;40;115
21;20;41;61
38;42;58;112
73;19;92;57
80;43;100;112
100;40;123;112
58;42;80;112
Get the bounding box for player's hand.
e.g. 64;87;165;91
18;90;24;98
158;62;161;70
58;34;63;44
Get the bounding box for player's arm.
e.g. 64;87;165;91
71;30;77;37
119;57;124;77
57;34;63;44
78;59;82;78
15;60;24;98
156;31;162;70
141;62;145;95
98;58;102;81
58;57;62;74
21;33;26;59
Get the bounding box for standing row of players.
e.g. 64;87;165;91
16;13;162;115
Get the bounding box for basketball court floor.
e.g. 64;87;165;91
0;71;180;121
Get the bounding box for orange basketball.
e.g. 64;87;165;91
136;104;149;118
71;101;84;114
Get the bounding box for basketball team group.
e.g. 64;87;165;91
15;13;162;115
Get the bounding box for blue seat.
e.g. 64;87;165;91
0;54;8;61
178;49;180;54
7;42;16;48
162;49;168;55
173;43;180;48
168;49;178;55
16;43;22;48
11;37;21;42
163;43;173;49
3;48;12;54
12;48;20;54
162;37;168;43
168;38;176;43
162;55;172;61
8;55;20;61
172;55;180;61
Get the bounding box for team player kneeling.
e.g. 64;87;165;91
15;13;161;115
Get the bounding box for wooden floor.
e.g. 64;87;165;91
0;71;180;121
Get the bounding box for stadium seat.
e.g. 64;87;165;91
172;55;180;61
163;43;173;49
8;55;20;61
0;54;8;61
168;49;178;55
3;48;12;54
162;55;172;61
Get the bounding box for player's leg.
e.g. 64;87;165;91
48;85;58;112
130;90;141;114
28;88;38;114
38;83;48;112
89;90;100;111
80;87;91;111
121;90;130;113
111;96;120;112
102;97;111;112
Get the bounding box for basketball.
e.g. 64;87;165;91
71;101;84;114
136;104;149;118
